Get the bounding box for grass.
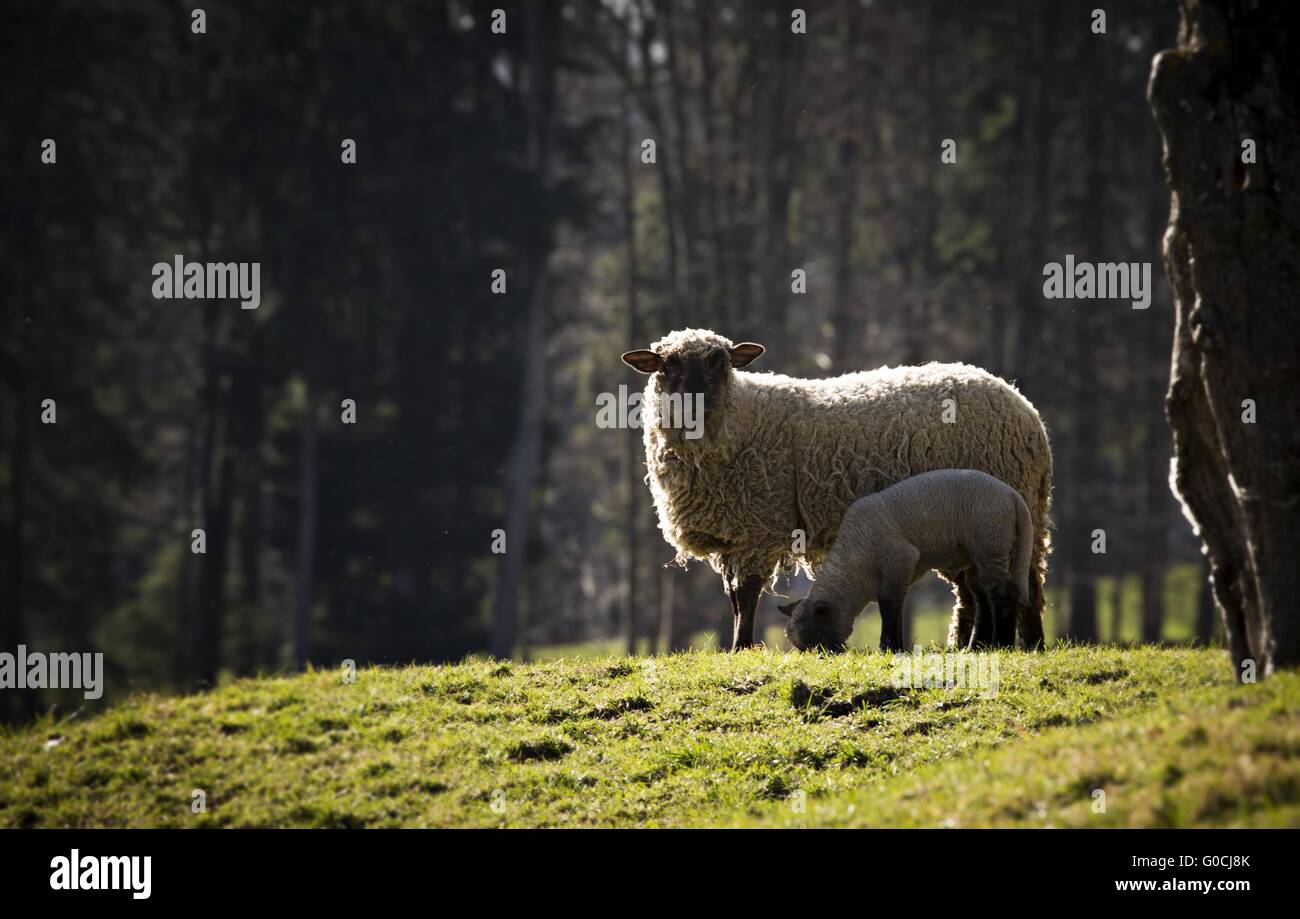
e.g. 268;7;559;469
1;645;1295;828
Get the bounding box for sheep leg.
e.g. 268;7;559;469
730;576;764;651
727;585;741;649
1017;555;1046;650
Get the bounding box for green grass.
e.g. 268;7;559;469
1;645;1295;828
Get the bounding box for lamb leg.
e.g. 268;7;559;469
879;589;907;652
945;571;979;649
990;582;1019;649
969;580;997;650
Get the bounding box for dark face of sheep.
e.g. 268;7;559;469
621;340;765;443
778;597;853;653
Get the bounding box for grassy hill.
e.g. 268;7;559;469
2;646;1297;828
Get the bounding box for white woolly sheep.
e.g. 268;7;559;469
777;469;1034;652
621;328;1053;651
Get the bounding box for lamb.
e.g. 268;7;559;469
621;328;1053;652
778;469;1034;653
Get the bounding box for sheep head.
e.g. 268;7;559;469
621;329;763;445
779;595;853;653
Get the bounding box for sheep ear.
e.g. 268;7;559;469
730;342;765;368
622;350;662;374
777;600;798;618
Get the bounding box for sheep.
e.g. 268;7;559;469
621;328;1053;652
778;469;1034;653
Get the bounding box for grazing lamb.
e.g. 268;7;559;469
778;469;1033;653
621;329;1053;651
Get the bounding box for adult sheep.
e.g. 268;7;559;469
621;328;1052;652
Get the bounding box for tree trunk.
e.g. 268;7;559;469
1009;1;1059;389
235;351;264;672
491;0;556;659
695;1;728;332
1150;0;1300;678
292;385;318;671
1195;554;1216;646
196;438;234;685
622;91;641;656
1108;575;1124;644
907;0;942;364
1139;441;1169;644
1061;23;1118;645
658;567;689;652
1061;330;1101;647
2;350;38;720
661;0;698;320
194;302;234;687
756;0;806;360
172;411;199;684
492;264;549;660
829;6;863;370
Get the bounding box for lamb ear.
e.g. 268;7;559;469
729;342;765;368
777;600;798;618
622;349;662;374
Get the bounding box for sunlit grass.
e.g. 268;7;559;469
2;644;1292;828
